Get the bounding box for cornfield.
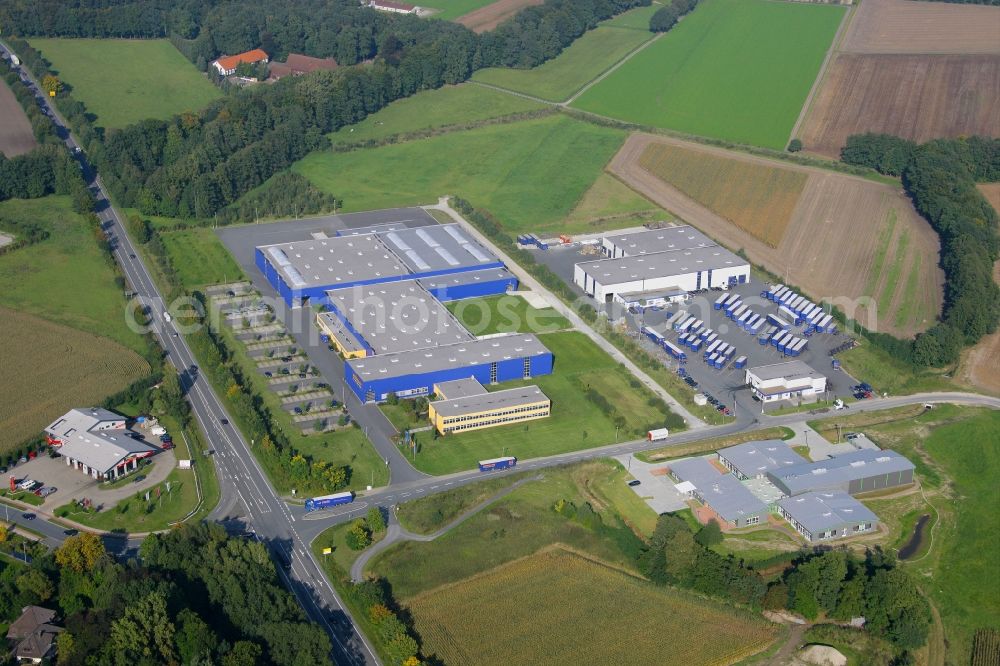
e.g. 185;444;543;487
639;143;806;248
406;546;781;666
0;308;149;454
973;629;1000;666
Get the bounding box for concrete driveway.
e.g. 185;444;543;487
616;454;688;513
9;451;176;509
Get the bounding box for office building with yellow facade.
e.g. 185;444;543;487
428;378;550;435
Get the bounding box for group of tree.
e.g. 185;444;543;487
768;548;931;654
649;0;699;32
841;133;1000;366
4;0;648;220
346;507;386;550
0;525;333;665
2;70;60;144
0;144;91;213
640;514;931;658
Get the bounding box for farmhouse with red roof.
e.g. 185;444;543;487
212;48;270;76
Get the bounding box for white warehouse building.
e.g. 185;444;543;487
745;360;827;404
575;227;750;303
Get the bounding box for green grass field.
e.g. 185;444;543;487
29;38;221;128
328;83;545;145
572;0;845;148
562;172;671;230
446;294;570;335
423;0;496;20
0;196;147;354
294;114;629;233
603;3;661;30
409;331;673;475
472;26;653;102
159;228;245;289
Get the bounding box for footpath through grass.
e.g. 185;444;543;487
29;38;221;129
572;0;846;148
406;331;676;475
473;24;653;102
295;114;629;234
328;83;545;146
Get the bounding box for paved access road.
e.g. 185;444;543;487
0;42;380;666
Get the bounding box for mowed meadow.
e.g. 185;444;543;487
29;38;221;128
295;113;664;234
408;546;781;666
572;0;845;148
471;3;657;102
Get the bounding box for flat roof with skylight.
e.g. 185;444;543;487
577;245;747;285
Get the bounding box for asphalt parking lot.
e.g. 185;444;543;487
531;242;862;414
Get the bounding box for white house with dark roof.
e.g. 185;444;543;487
44;408;158;480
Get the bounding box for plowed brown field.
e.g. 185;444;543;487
800;54;1000;158
841;0;1000;55
610;134;943;337
0;79;36;157
456;0;543;32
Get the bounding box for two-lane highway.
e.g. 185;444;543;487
0;43;380;666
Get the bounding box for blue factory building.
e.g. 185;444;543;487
256;224;507;308
345;334;553;403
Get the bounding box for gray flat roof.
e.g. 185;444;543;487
316;311;367;354
578;246;748;286
379;224;501;274
433;377;487;399
432;385;549;418
325;280;473;355
670;457;768;521
718;440;808;477
748;360;824;382
768;449;916;495
778;491;878;533
348;333;550;381
605;225;716;255
45;409;157;474
417;267;515;292
260;234;407;289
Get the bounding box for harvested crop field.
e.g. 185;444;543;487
611;135;943;337
638;142;806;247
0;79;37;157
841;0;1000;55
0;307;149;454
800;54;1000;158
455;0;543;32
406;546;781;666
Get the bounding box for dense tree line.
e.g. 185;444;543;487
841;134;1000;366
649;0;699;32
641;514;930;658
5;0;647;218
0;144;92;213
2;70;60;144
0;525;332;665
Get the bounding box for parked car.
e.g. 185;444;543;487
64;529;78;536
264;371;272;378
38;487;56;498
133;475;146;484
627;479;641;487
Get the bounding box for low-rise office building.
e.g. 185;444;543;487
428;380;550;435
778;491;879;542
717;440;808;480
745;360;827;404
668;457;769;529
767;449;916;496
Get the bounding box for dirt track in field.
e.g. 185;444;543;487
609;134;943;338
0;79;37;157
456;0;544;32
800;54;1000;159
841;0;1000;55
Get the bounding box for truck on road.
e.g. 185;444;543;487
304;491;354;512
479;456;517;472
647;428;669;442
